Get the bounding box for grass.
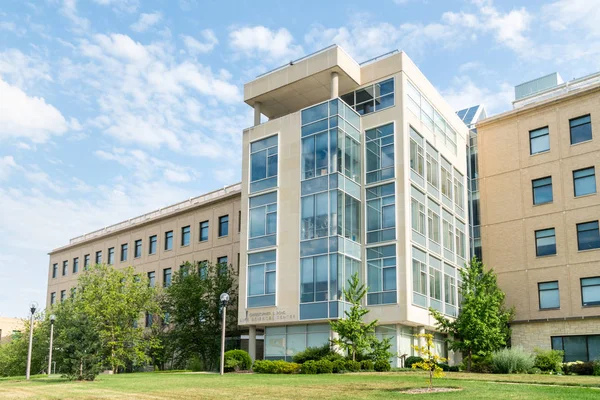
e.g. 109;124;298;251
0;371;598;399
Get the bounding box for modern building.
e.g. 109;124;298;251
239;46;469;365
477;72;600;362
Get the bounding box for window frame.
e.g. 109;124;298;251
532;176;553;205
569;114;592;145
95;251;102;265
149;235;157;255
218;215;229;237
576;221;600;251
538;280;560;310
581;277;600;306
120;243;128;262
250;135;278;193
163;268;172;288
134;240;142;258
73;257;79;274
573;167;596;197
535;228;557;257
181;225;191;247
199;220;209;242
529;126;550;155
52;263;58;279
164;231;173;251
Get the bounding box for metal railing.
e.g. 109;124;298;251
359;49;399;66
255;44;338;79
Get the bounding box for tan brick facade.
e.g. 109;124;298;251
512;318;600;354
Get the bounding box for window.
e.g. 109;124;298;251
532;177;553;205
217;256;228;275
365;123;394;184
340;77;394;116
581;277;600;306
62;260;68;276
108;247;114;265
444;267;456;307
145;313;152;328
301;192;329;240
219;215;229;237
366;183;395;244
429;265;442;301
570;115;592;144
530;126;550;154
426;152;439;188
573;167;596;197
60;290;66;302
535;228;556;256
121;243;128;261
443;217;454;252
149;236;157;255
577;221;600;251
84;254;90;270
52;263;58;278
238;210;241;233
165;231;173;250
538;281;560;309
441;165;452;199
247;250;276;308
249;192;277;250
367;245;397;305
300;255;329;303
411;198;425;235
427;210;440;243
455;227;466;259
148;271;156;288
250;135;278;193
50;292;56;305
454;172;464;210
412;259;427;296
199;221;209;242
73;258;79;274
131;240;141;258
552;334;600;362
163;268;172;288
199;260;208;280
95;251;102;265
301;130;330;180
181;226;190;246
410;137;424;176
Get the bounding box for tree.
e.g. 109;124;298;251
411;333;446;390
330;273;391;362
164;261;239;371
0;315;49;377
430;257;514;371
77;263;161;373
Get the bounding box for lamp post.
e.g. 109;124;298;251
26;301;38;381
219;292;230;376
47;314;56;377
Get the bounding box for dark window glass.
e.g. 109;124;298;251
535;228;556;256
577;221;600;251
84;255;90;269
165;231;173;250
50;292;56;305
163;268;172;288
134;240;142;258
95;251;102;264
73;258;79;273
219;215;229;237
149;235;157;255
62;260;68;276
538;281;559;309
181;226;190;246
121;243;128;261
199;261;208;280
581;277;600;306
200;221;209;241
145;312;152;328
530;126;550;154
570;115;592;144
148;271;156;288
532;176;553;204
573;167;596;197
108;247;114;265
217;256;228;275
52;263;58;278
60;290;66;302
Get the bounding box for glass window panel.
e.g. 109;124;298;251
266;271;276;294
383;267;396;291
570;115;592;144
301;103;328;125
574;167;596;196
577;221;600;251
533;177;553;204
530;127;550;154
563;336;588;362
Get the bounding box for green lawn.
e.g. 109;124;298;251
0;371;599;399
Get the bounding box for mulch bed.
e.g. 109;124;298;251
400;387;462;394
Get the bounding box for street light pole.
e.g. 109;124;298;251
47;314;55;377
219;293;230;376
26;302;38;381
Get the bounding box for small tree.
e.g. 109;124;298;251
411;333;446;390
430;257;514;372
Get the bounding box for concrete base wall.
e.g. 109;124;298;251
511;318;600;353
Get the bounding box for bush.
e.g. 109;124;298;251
300;360;318;374
374;359;391;372
322;353;344;362
470;354;494;373
315;359;334;374
448;365;460;372
292;344;334;364
437;363;450;372
595;361;600;376
332;359;346;373
491;347;534;374
404;356;423;369
252;360;300;374
527;367;542;374
252;360;275;374
345;360;361;372
564;361;595;375
360;360;374;371
533;349;563;373
224;350;252;372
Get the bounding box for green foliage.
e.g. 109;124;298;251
527;367;542;374
374;359;391;372
300;360;318;374
329;273;378;361
224;350;252;372
315;359;333;374
430;257;514;371
322;353;344;362
164;261;238;371
563;361;596;375
360;360;374;371
0;316;49;377
187;356;204;372
533;349;564;373
437;363;450;372
448;365;460;372
332;359;346;373
251;360;299;374
404;356;423;369
491;347;534;374
469;354;494;373
345;360;360;372
411;334;447;389
291;344;334;364
367;336;394;363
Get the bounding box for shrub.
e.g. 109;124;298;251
252;360;300;374
323;353;344;362
224;350;252;372
315;359;334;374
437;363;450;372
595;361;600;376
405;356;423;369
374;359;391;372
491;347;534;374
301;360;318;374
527;367;542;374
565;361;595;375
252;360;275;374
360;360;374;371
448;365;460;372
292;344;334;364
332;359;346;373
470;354;494;373
345;360;361;372
533;349;563;373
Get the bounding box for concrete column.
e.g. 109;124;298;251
253;102;262;126
417;326;426;356
248;325;257;361
330;72;339;99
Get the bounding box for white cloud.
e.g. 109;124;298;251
93;0;139;13
181;30;218;55
0;156;18;181
542;0;600;37
229;26;303;61
60;0;90;33
0;49;52;89
441;75;513;115
0;78;68;143
130;12;162;32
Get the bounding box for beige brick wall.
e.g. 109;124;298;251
512;318;600;353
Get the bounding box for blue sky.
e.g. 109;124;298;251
1;0;599;317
